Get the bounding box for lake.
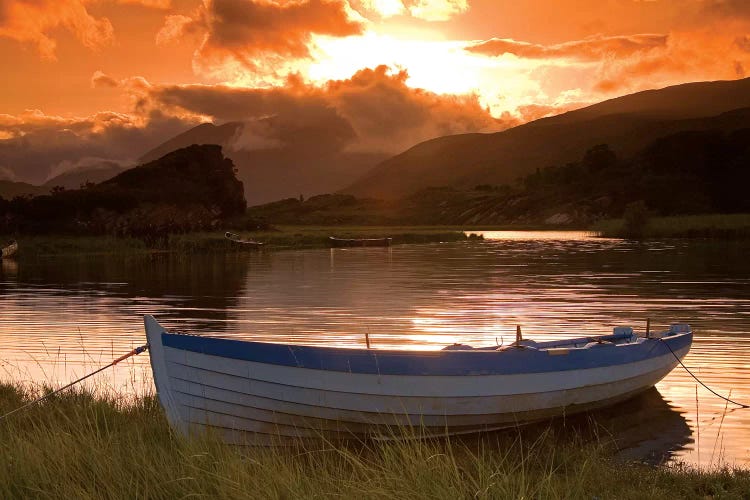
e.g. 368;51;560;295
1;231;749;467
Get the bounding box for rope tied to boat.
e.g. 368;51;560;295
0;344;149;421
659;338;749;409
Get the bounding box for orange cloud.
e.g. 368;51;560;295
350;0;468;21
592;28;750;93
0;0;114;59
157;0;364;78
466;34;668;62
405;0;468;22
91;70;119;88
0;0;174;59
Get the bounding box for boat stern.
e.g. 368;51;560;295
144;315;188;435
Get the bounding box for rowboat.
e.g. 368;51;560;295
144;316;692;445
329;236;392;247
1;240;18;259
224;232;263;248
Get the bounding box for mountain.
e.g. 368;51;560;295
396;115;750;226
229;149;388;205
140;122;388;205
44;161;130;189
138;122;243;164
344;77;750;200
249;114;750;226
0;180;47;199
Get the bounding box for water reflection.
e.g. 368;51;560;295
1;234;750;466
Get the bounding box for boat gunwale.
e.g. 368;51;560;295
159;328;693;377
159;328;691;356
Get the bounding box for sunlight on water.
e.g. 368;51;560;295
470;230;601;240
1;233;750;466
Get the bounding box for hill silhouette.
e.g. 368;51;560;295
0;145;246;236
344;78;750;200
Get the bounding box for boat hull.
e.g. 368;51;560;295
145;316;691;445
329;237;392;248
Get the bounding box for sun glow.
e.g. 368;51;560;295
307;32;550;118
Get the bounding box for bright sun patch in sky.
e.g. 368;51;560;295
307;33;551;117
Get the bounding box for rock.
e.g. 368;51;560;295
544;213;573;225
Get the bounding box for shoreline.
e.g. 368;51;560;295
0;226;487;257
4;216;750;259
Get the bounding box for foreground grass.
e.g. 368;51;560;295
0;384;749;499
592;213;750;239
1;227;475;257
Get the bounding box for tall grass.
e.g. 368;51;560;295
1;383;749;499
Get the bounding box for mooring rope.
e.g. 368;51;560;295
0;344;149;421
659;338;749;409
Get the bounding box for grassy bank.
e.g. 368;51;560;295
1;227;475;257
0;383;748;499
593;214;750;239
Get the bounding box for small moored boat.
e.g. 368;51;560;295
1;240;18;259
329;236;392;248
225;232;263;248
145;317;692;445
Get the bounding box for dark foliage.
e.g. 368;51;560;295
247;127;750;227
500;129;750;222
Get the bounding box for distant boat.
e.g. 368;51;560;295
144;315;692;445
329;236;392;247
224;232;263;248
1;240;18;259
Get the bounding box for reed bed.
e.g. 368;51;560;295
1;227;472;257
593;213;750;239
170;226;471;252
0;383;749;499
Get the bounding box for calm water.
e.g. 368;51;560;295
2;232;750;467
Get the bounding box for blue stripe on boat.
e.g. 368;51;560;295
161;332;692;376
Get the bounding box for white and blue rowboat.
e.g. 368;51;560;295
144;316;692;445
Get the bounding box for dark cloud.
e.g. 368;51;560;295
157;0;363;73
0;109;200;184
148;65;506;154
466;34;668;61
1;64;507;185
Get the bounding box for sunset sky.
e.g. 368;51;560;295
2;0;750;184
